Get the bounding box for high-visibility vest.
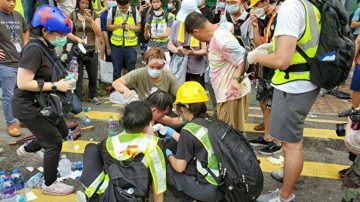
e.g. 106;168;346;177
183;122;220;186
84;132;166;198
92;0;103;13
110;7;138;46
149;12;174;43
271;0;321;85
15;0;24;17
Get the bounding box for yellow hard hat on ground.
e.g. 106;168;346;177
249;0;261;8
175;81;209;104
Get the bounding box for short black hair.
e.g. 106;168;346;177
117;0;130;5
122;101;152;133
146;91;174;112
185;12;208;34
176;102;207;118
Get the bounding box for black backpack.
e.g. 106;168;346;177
192;117;263;202
286;0;355;90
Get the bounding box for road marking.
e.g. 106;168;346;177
62;140;348;180
248;114;345;124
76;111;343;140
244;123;343;140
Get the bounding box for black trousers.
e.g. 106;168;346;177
75;52;99;99
19;115;68;186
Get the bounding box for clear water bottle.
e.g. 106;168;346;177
80;114;91;125
2;176;16;202
25;173;43;189
68;56;79;90
58;155;72;178
67;129;74;150
0;170;6;179
0;177;4;202
107;116;117;137
10;169;24;192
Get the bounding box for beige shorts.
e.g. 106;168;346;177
216;94;250;132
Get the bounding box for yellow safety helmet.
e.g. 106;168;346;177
175;81;209;104
249;0;261;8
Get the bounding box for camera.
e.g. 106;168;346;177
335;109;360;136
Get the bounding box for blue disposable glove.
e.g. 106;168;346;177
165;149;173;158
165;126;175;139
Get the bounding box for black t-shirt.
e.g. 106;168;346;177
175;126;209;184
200;6;214;23
11;40;54;120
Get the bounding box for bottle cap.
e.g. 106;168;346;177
11;169;19;174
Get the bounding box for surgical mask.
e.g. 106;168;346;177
225;4;240;14
148;68;162;78
167;3;173;10
50;36;67;47
108;1;117;8
252;7;265;18
217;2;225;9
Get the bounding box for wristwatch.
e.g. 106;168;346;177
51;82;57;91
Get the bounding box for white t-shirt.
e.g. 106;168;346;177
220;10;253;40
56;0;76;16
272;0;318;94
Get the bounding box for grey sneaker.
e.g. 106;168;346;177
17;144;44;163
270;169;284;183
257;189;295;202
42;181;74;195
90;97;101;105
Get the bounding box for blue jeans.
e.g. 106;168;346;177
0;64;17;125
71;94;82;115
110;45;137;81
22;0;48;23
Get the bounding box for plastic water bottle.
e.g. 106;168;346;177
17;195;25;202
80;114;91;125
67;129;74;151
2;176;16;202
126;188;134;195
0;177;4;202
107;116;117;137
25;173;43;189
0;171;6;179
68;56;79;90
10;169;24;191
71;161;83;171
58;155;72;178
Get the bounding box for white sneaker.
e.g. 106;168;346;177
16;144;44;163
42;181;74;195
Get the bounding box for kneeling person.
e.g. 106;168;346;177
166;81;224;201
81;101;166;202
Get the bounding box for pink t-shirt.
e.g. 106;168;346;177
208;27;251;103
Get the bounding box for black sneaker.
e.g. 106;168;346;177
338;167;350;178
259;143;282;155
248;137;272;147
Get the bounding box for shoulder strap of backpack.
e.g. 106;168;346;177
71;10;77;34
225;11;232;23
164;11;169;23
112;6;117;24
131;6;137;23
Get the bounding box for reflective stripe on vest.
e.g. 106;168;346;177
110;9;138;46
92;0;102;12
150;14;170;43
271;0;321;85
85;171;106;198
106;132;166;194
183;123;220;186
96;174;109;195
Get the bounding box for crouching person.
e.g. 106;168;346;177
342;117;360;202
166;81;224;202
81;101;166;202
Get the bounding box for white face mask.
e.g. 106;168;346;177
154;10;163;16
252;7;265;18
148;67;162;78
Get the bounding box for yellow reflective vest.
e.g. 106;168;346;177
15;0;24;17
183;122;220;186
92;0;103;13
271;0;321;85
149;12;174;43
85;132;166;198
110;7;138;46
